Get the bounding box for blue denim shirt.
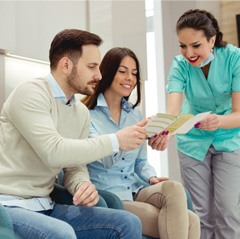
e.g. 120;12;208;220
87;93;157;201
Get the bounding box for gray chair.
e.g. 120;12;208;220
0;203;20;239
54;171;156;238
55;171;193;239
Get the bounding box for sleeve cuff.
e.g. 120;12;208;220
108;134;119;153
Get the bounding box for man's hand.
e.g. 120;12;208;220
116;125;146;151
73;181;99;207
135;117;151;127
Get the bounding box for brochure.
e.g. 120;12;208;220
145;111;211;138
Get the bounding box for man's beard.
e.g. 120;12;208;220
67;68;95;96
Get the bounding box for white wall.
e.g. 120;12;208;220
0;1;16;52
0;1;88;109
0;0;147;104
88;0;147;90
0;55;5;109
5;56;49;98
0;1;87;61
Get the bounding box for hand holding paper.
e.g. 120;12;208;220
145;111;211;138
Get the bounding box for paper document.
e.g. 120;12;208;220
145;111;211;138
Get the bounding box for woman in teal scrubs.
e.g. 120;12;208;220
149;9;240;239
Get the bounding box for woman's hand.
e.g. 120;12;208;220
196;114;220;131
148;132;171;151
149;176;169;185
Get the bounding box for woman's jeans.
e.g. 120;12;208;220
5;203;142;239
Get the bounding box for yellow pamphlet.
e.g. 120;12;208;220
145;111;211;138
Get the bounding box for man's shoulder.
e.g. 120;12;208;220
15;77;51;95
5;77;53;109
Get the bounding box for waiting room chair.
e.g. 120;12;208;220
53;171;192;239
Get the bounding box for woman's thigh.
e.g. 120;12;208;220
135;180;186;209
123;200;159;238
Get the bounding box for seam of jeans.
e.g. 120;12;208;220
74;225;122;234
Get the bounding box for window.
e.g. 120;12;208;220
145;0;168;176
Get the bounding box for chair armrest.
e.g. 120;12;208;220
98;190;124;210
0;203;17;239
0;203;13;230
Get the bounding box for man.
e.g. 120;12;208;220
0;29;146;239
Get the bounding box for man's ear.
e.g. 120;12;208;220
59;57;73;74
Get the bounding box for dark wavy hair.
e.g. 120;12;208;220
82;47;141;109
49;29;102;70
176;9;227;47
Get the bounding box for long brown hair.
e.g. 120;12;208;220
82;47;141;109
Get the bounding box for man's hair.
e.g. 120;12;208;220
49;29;103;70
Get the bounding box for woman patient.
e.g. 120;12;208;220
82;47;200;239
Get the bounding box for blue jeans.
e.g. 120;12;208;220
5;204;142;239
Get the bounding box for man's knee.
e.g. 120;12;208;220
47;222;77;239
121;211;142;238
118;210;142;228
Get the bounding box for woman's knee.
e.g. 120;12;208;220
188;210;201;238
162;180;186;199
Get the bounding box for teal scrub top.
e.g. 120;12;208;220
166;44;240;161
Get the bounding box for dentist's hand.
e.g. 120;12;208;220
195;114;219;131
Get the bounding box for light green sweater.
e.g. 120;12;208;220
0;77;113;198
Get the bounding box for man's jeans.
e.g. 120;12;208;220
5;204;142;239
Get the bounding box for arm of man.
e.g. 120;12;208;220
63;166;99;207
8;81;146;168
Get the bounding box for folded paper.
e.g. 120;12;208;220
145;111;211;138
